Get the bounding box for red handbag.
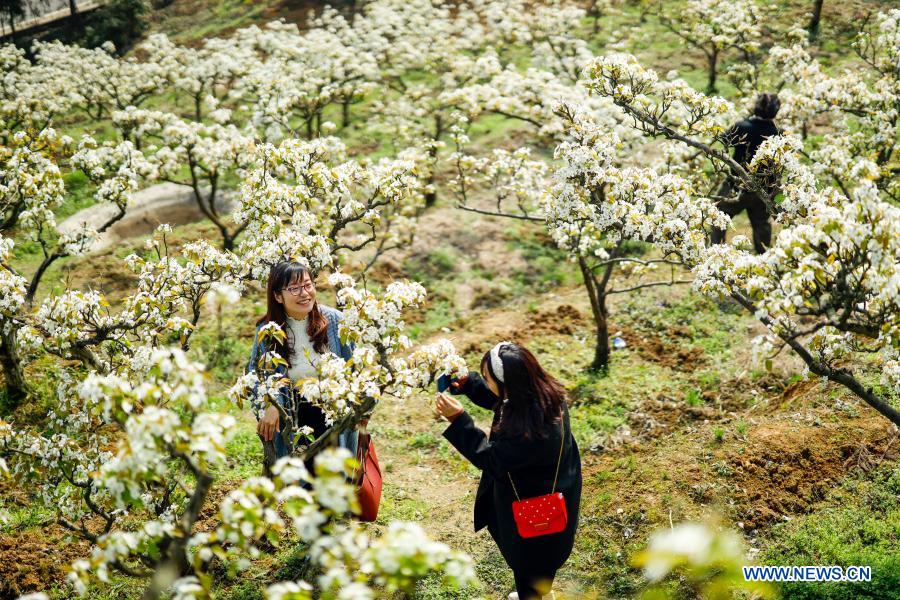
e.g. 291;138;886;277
354;431;382;522
509;423;568;538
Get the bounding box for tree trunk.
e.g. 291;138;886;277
140;471;213;600
424;154;438;206
0;327;27;411
342;99;351;129
807;0;825;41
6;11;16;36
69;0;78;17
579;257;612;372
591;300;610;371
25;251;63;304
424;115;443;207
706;49;718;94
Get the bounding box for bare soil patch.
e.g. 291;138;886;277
0;524;91;598
615;324;706;372
722;417;895;531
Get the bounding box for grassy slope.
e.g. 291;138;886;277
2;1;898;598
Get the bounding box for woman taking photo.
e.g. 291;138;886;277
246;260;357;468
435;342;582;600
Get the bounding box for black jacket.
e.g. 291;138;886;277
442;373;582;573
724;116;780;166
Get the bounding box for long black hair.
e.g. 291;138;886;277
481;343;566;441
256;261;329;365
753;93;780;120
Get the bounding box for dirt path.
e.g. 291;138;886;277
58;183;237;252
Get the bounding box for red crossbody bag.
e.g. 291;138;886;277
508;422;568;538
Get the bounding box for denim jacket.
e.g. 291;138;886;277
246;304;357;457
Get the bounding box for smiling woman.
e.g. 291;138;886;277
246;260;358;470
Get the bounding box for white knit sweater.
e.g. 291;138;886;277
285;316;321;380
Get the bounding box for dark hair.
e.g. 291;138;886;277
256;261;329;364
753;93;780;119
481;343;566;441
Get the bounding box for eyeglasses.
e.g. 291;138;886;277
282;282;315;297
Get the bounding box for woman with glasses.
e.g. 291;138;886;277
246;260;357;470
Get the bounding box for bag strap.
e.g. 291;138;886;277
508;415;566;502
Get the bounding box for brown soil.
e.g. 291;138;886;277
261;0;323;29
517;304;587;338
0;478;246;597
195;480;242;534
611;374;824;448
615;324;706;371
406;207;516;274
66;253;141;298
579;411;898;557
364;255;407;284
56;220;224;304
0;524;92;599
721;416;894;531
624;395;723;441
711;372;795;414
453;297;587;357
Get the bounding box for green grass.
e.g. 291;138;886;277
472;546;515;595
413;571;482;599
406;296;458;341
403;246;461;285
216;422;265;480
378;485;431;522
46;578;146;600
0;501;56;531
507;228;580;294
408;431;441;450
761;465;900;600
221;582;266;600
685;388;704;406
567;352;684;446
57;171;99;220
160;0;273;43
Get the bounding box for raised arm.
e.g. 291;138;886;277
442;411;542;481
450;372;501;411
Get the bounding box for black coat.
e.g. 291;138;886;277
724;116;781;167
442;373;582;574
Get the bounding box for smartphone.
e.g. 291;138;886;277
437;374;452;393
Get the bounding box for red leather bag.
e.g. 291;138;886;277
354;431;382;522
509;423;568;538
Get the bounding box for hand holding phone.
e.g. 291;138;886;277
437;373;469;394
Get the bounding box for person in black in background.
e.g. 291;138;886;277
434;342;581;600
710;93;782;254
